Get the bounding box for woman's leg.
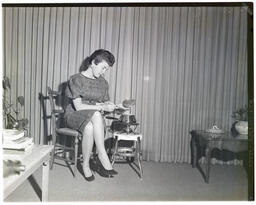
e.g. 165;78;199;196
90;111;113;170
82;122;94;177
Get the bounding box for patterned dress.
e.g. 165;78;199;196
65;73;109;133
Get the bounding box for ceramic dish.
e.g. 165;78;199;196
205;129;225;134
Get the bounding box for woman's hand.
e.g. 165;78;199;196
101;102;116;112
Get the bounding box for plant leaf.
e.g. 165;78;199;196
17;96;25;106
232;106;248;121
2;76;11;89
21;118;28;126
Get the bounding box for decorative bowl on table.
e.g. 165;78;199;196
235;121;248;135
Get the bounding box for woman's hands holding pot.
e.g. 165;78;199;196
99;102;116;112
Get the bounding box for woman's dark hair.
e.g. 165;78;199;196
79;49;115;72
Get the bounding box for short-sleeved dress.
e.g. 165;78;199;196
65;73;110;133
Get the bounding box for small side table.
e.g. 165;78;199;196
3;145;53;201
190;130;248;183
111;132;143;179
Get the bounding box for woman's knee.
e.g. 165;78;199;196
91;111;103;123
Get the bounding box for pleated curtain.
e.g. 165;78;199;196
2;6;248;163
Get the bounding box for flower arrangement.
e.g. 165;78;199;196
2;76;29;130
232;106;248;121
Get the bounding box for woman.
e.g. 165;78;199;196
65;49;117;181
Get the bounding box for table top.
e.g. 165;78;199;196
191;130;248;153
191;130;248;141
3;145;53;197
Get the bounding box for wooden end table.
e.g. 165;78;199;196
190;130;248;183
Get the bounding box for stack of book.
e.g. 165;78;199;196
2;129;34;160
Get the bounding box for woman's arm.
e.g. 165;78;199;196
73;98;102;111
73;98;116;112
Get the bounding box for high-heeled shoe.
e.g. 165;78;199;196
82;166;95;182
94;156;118;175
90;158;112;178
84;174;95;182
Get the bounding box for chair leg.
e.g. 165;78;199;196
111;136;118;166
73;137;79;178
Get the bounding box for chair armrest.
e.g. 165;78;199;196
53;109;65;114
49;90;61;96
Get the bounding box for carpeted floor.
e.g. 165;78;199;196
4;160;248;202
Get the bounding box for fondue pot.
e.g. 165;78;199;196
120;114;136;124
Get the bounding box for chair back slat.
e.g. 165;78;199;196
47;86;59;139
47;87;55;111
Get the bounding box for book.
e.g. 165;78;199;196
4;135;31;144
2;129;25;141
2;129;34;152
3;141;34;152
3;137;34;150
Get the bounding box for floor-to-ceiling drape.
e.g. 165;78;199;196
2;6;248;163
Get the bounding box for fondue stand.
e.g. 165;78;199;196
107;101;143;179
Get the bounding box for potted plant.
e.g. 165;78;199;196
232;106;248;135
2;76;29;130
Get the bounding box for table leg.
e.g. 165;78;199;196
191;137;197;168
42;160;50;202
137;137;143;179
205;147;211;183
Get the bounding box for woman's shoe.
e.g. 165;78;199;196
84;174;95;182
94;156;118;176
107;169;118;175
90;158;112;178
82;165;95;182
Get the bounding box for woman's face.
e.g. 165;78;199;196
91;60;110;78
